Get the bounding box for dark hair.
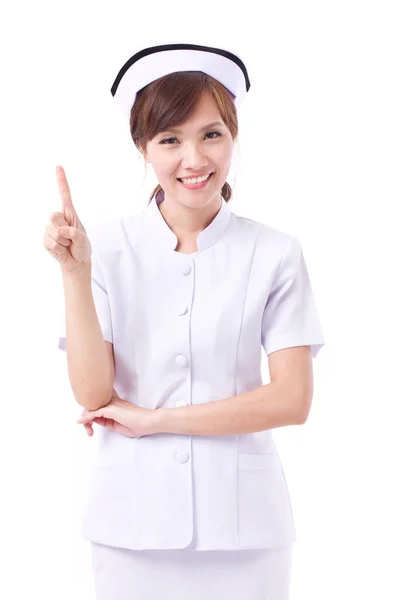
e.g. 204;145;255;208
129;71;239;205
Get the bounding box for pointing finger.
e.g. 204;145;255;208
56;165;74;212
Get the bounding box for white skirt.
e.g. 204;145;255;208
90;542;293;600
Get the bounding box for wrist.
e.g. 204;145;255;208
61;261;92;278
150;408;169;434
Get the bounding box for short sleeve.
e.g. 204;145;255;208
261;235;325;359
57;247;113;352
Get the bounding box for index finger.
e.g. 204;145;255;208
56;165;74;211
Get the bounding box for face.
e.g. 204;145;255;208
143;93;234;210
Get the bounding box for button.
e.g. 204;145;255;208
176;450;190;463
175;400;187;407
181;264;192;276
175;354;188;367
178;305;188;315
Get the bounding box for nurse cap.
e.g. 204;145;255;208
110;42;251;122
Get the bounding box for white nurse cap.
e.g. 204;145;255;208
110;42;251;122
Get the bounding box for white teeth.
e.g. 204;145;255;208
180;173;211;184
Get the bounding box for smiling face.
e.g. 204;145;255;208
143;92;235;209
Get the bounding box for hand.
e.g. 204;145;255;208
43;165;92;272
77;393;159;438
79;406;94;437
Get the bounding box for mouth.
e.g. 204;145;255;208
177;172;215;188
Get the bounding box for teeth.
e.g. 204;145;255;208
180;173;210;184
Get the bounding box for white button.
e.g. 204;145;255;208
176;450;190;463
175;354;188;366
178;305;188;315
181;264;192;276
175;400;187;407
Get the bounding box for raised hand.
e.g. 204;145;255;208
43;165;92;271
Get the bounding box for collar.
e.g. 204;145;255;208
145;188;233;252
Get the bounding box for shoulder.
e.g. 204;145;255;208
231;211;299;264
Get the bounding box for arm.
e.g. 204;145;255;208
153;346;313;436
61;262;114;411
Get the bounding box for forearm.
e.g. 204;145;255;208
61;262;113;410
155;381;303;436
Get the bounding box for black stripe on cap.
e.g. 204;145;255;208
110;43;251;96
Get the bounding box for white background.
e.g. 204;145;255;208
1;0;399;598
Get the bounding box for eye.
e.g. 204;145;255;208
159;137;177;145
206;131;222;140
159;131;222;144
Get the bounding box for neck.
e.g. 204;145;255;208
158;193;222;239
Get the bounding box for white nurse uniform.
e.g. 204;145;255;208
58;189;325;598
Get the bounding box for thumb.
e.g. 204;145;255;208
57;225;88;246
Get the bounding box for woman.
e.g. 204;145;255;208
45;43;325;600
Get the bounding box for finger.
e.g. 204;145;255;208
48;210;70;232
56;225;87;247
92;416;118;431
46;222;71;247
77;405;116;424
56;165;75;213
93;416;111;428
84;422;93;436
105;417;118;430
42;231;71;260
77;410;103;423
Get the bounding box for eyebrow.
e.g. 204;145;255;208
160;121;225;134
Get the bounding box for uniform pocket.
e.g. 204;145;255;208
237;453;296;548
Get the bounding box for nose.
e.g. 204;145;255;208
180;143;208;170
